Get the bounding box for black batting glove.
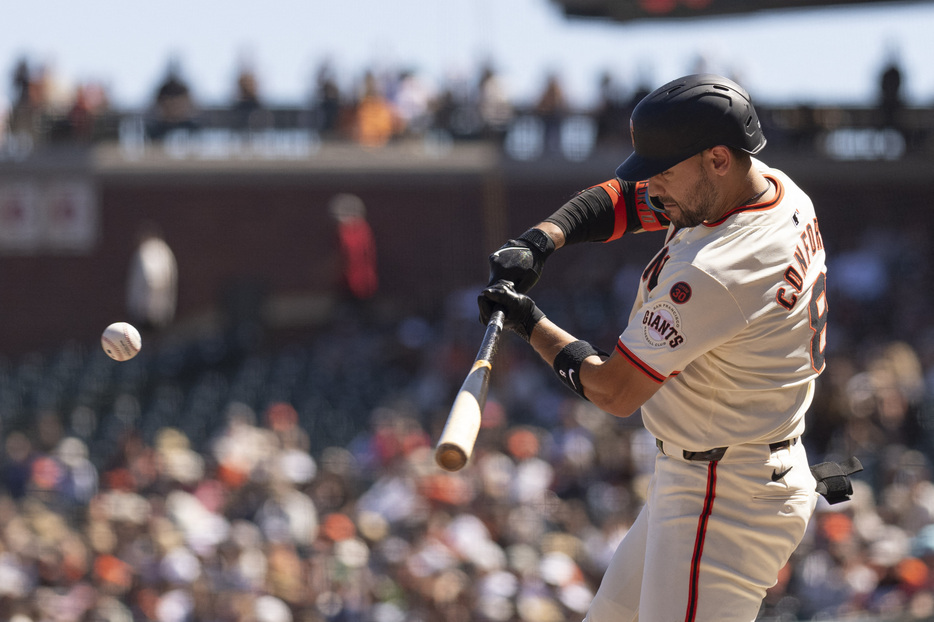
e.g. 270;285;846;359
479;280;545;341
488;228;556;294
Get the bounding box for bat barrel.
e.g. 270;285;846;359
434;308;505;471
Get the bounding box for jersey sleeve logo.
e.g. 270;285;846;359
642;300;685;349
669;281;692;304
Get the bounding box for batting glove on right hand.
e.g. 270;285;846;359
488;228;555;294
479;279;545;341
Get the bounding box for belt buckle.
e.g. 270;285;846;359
655;439;727;462
683;447;727;462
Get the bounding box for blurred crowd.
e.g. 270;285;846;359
0;53;626;154
1;216;934;622
1;52;928;158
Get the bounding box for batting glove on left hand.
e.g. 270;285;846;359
479;279;544;341
487;228;555;294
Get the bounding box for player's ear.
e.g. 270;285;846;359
705;145;732;176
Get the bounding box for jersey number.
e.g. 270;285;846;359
808;271;828;373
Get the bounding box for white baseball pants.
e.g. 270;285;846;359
584;438;817;622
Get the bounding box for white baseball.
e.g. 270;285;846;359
101;322;142;361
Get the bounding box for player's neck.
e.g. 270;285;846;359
726;172;773;214
741;179;772;206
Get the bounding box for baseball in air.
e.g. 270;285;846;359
101;322;142;361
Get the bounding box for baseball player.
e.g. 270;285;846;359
478;74;846;621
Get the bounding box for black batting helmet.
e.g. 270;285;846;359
615;74;766;182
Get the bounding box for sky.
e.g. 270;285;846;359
2;0;934;112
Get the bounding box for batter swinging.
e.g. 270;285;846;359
479;74;838;621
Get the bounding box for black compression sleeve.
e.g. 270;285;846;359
543;185;616;246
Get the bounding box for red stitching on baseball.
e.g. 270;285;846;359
122;325;140;353
102;336;122;359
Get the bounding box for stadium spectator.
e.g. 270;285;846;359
147;57;198;140
476;63;514;140
126;221;178;331
329;193;379;303
231;58;267;130
593;71;629;146
427;82;460;139
61;81;109;142
0;92;8;146
310;61;343;138
7;56;45;144
878;53;904;129
390;69;435;138
534;71;569;155
350;70;400;148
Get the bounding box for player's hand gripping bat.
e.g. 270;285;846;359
434;308;505;471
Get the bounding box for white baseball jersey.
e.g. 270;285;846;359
616;160;827;450
584;160;825;622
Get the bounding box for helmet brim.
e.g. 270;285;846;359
615;151;689;182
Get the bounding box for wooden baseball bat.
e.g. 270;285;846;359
435;308;505;471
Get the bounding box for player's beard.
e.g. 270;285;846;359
659;167;720;228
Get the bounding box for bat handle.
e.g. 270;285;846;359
477;308;505;362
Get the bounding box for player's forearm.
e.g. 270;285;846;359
529;221;566;250
576;352;658;419
529;319;647;418
528;316;578;363
542;183;617;245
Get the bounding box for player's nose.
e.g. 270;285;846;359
646;176;665;197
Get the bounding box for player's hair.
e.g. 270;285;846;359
727;146;752;168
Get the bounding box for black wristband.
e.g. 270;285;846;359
553;340;603;400
517;228;556;259
516;303;545;341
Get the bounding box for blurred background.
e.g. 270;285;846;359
2;1;934;621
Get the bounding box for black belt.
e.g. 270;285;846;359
656;437;798;462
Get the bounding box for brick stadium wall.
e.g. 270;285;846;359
1;172;494;356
